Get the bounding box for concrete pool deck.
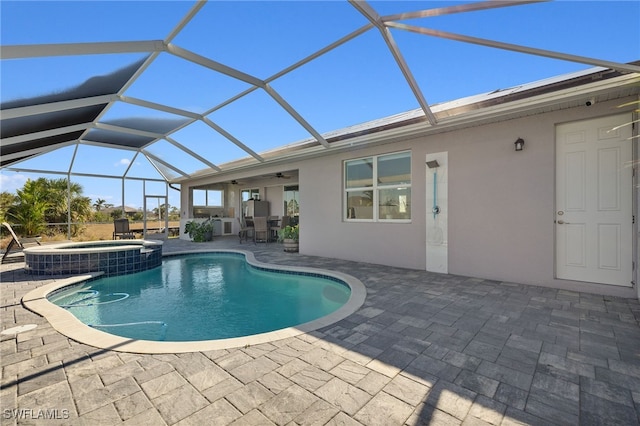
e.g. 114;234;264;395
2;236;640;425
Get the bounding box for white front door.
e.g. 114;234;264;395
556;113;634;287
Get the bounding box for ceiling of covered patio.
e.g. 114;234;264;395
1;1;639;187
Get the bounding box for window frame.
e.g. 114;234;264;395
344;150;411;223
193;189;223;207
241;188;260;202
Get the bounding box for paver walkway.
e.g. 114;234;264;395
2;236;640;425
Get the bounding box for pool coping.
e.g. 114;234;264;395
21;249;367;354
23;238;163;255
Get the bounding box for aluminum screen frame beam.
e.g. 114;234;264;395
387;22;640;74
1;41;166;59
349;0;438;126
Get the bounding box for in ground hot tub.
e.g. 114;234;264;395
24;240;163;276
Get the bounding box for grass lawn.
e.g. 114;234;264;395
1;221;181;250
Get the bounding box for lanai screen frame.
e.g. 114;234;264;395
1;0;639;236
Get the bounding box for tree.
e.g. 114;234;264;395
0;191;17;223
286;199;299;217
6;178;93;237
93;211;109;223
110;209;123;220
169;206;180;220
8;179;49;236
68;195;92;236
34;178;92;236
93;198;106;211
43;178;84;225
153;203;169;221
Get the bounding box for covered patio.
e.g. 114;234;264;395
2;237;640;425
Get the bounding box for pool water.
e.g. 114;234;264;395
48;253;351;342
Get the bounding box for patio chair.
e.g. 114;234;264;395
237;217;253;243
113;218;135;240
268;216;280;241
253;216;270;244
1;222;41;264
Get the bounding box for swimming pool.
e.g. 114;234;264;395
23;250;366;353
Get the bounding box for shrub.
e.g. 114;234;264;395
279;225;299;242
184;219;214;242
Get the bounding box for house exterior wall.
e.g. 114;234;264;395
265;184;285;217
298;97;637;298
180;96;637;298
300;142;426;270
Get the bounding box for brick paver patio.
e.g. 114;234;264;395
2;236;640;425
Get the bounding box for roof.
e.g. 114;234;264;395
2;1;639;186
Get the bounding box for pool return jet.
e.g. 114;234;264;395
426;160;444;246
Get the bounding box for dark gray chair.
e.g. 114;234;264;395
113;218;135;240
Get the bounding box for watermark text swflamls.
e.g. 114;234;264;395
3;408;70;420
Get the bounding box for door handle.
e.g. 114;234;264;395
557;220;571;225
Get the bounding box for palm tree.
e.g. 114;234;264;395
0;191;17;223
31;178;91;236
44;178;84;225
7;178;93;237
69;195;92;236
8;179;48;236
93;198;106;211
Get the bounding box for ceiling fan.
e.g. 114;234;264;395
274;172;291;179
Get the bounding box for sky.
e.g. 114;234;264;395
1;0;639;210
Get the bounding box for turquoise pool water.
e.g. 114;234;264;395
48;252;351;342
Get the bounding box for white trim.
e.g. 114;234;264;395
344;150;412;222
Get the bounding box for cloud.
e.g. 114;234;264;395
115;158;131;167
87;193;114;202
0;172;29;193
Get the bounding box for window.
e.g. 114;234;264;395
344;151;411;221
241;188;260;202
193;189;223;207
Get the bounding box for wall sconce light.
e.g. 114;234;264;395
514;138;525;151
